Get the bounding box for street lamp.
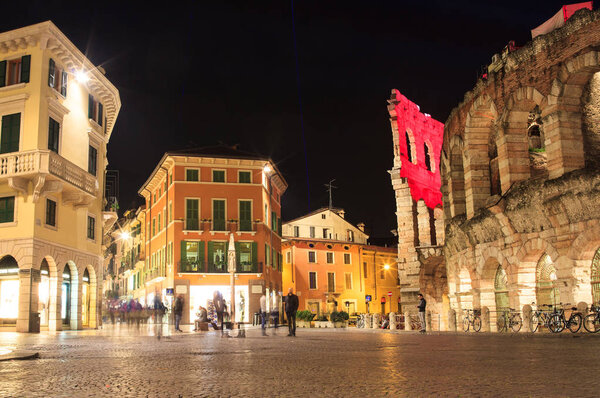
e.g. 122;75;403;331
75;69;89;84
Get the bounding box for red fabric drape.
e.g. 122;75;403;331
393;89;444;209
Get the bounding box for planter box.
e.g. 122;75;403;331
297;320;312;328
315;321;334;328
333;321;348;328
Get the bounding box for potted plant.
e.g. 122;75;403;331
295;310;314;328
331;311;349;328
315;314;331;328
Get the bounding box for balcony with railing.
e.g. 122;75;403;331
177;259;262;274
0;149;98;205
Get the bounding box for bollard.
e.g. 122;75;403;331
389;312;396;330
448;309;457;332
404;311;412;331
522;304;532;333
481;307;490;332
577;301;588;317
372;313;381;329
426;311;432;332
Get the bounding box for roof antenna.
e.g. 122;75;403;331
324;179;337;209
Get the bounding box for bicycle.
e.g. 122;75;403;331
584;304;600;333
529;303;555;332
408;314;422;331
496;308;522;332
462;309;482;332
548;303;582;333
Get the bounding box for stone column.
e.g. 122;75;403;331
497;113;530;193
16;268;39;333
404;311;413;331
481;306;490;332
448;309;457;332
389;312;397;330
416;200;431;247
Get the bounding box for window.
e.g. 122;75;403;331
405;130;414;163
48;58;67;96
238;171;251;183
209;241;227;271
265;243;271;266
327;272;335;293
0;113;20;154
380;268;385;280
88;94;103;126
321;214;326;219
0;55;30;87
87;215;95;240
309;272;317;289
88;146;97;176
169;202;173;223
363;262;368;278
48;118;60;153
152;218;156;236
345;273;353;290
308;251;316;263
238;242;254;271
322;228;329;239
273;247;278;269
186;169;199;182
158;214;161;231
45;199;56;227
212;199;226;231
347;230;354;242
212;170;225;182
271;211;277;231
185;199;199;230
344;253;351;265
424;143;432;172
169;172;173;185
181;240;204;272
293;226;299;237
310;226;315;238
239;200;252;231
326;252;334;264
0;196;15;223
286;251;291;264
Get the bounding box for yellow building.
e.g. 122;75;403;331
0;22;120;332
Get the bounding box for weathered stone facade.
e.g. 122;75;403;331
441;9;600;331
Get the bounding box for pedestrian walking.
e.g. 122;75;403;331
213;290;226;336
284;288;299;337
260;293;267;336
271;292;280;334
153;292;165;340
417;293;426;333
174;294;184;332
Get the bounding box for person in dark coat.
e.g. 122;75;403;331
173;295;184;332
213;290;226;335
284;288;299;337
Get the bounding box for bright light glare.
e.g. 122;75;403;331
263;164;272;174
120;231;131;240
75;70;89;83
383;264;390;270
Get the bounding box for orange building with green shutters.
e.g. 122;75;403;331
138;146;287;325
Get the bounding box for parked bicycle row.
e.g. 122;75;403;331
459;302;600;334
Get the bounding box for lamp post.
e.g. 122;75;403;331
227;232;244;337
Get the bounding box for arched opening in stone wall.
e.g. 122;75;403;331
536;254;559;307
39;260;50;327
85;265;97;328
405;129;416;164
424;142;433;172
527;105;548;179
494;265;509;311
61;261;78;329
489;135;501;196
591;247;600;305
0;255;19;325
82;268;90;327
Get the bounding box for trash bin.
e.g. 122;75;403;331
253;312;260;326
29;312;40;333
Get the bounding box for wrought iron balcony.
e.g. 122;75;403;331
0;149;98;205
178;260;204;273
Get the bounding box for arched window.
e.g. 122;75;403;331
0;256;19;321
494;265;509;311
424;143;432;172
82;268;90;326
591;247;600;305
39;260;50;327
405;131;413;163
536;254;559;307
62;264;72;325
528;105;548;178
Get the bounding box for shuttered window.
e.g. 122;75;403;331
309;272;317;289
239;200;252;231
0;197;15;223
0;113;20;154
46;199;57;227
87;216;95;240
185;199;199;230
238;171;251;183
186;169;199;181
212;170;225;182
88;94;103;125
48;117;60;153
212;200;225;231
88;146;97;176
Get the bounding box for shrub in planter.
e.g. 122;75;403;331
315;314;330;328
296;310;315;327
331;311;349;327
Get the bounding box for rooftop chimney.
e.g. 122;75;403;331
357;222;365;232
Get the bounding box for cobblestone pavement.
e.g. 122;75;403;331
1;325;600;397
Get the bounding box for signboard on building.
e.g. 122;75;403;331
365;295;372;302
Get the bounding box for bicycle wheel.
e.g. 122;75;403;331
529;313;539;333
548;314;564;333
497;315;506;332
568;313;582;333
510;314;522;333
462;317;470;332
584;313;600;333
472;316;482;332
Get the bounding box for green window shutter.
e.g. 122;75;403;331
48;58;55;87
20;55;30;83
213;200;225;230
0;60;6;87
88;94;94;119
265;243;268;266
235;242;241;270
0;197;14;223
98;103;103;125
239;201;251;231
252;242;258;270
271;211;276;230
180;240;187;271
1;113;20;154
198;241;205;268
61;71;68;96
48;118;59;153
277;217;282;236
207;241;214;269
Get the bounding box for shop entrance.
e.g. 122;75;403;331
0;255;19;325
61;264;71;326
39;260;50;327
82;269;90;327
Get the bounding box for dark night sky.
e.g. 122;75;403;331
2;0;573;239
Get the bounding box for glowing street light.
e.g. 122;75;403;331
263;164;272;174
120;231;131;240
384;264;390;270
75;70;89;84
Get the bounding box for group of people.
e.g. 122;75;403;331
259;288;299;337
